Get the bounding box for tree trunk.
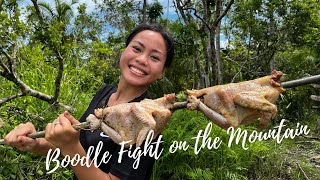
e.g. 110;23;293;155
192;37;204;89
205;35;212;88
203;0;213;87
209;29;216;86
215;27;222;84
215;0;223;84
142;0;147;23
194;52;203;89
31;0;44;23
268;8;276;73
174;0;234;87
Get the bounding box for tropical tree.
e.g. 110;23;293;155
174;0;235;87
36;0;78;23
224;0;320;80
148;1;163;23
94;0;141;35
0;0;81;109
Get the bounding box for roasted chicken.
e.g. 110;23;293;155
187;70;285;129
86;94;175;147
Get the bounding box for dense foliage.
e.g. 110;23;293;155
0;0;319;179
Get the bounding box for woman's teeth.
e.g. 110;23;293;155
130;66;145;75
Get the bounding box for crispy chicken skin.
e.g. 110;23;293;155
187;70;285;129
86;94;175;147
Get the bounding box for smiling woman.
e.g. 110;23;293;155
4;23;174;180
119;30;167;88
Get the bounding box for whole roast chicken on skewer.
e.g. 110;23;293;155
186;70;286;129
86;93;176;147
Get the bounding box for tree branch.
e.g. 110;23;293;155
186;7;211;31
0;86;73;111
175;0;190;26
180;0;190;8
0;92;25;105
0;44;72;111
52;49;64;102
30;0;44;23
1;43;32;92
214;0;235;27
0;56;11;73
11;43;18;73
0;45;13;64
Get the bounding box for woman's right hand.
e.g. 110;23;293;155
4;122;40;152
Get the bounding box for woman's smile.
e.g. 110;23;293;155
129;65;147;76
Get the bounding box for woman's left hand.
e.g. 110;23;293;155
45;111;80;155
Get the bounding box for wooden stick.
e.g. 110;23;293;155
296;162;310;180
0;102;187;145
282;74;320;88
0;121;90;145
171;101;188;111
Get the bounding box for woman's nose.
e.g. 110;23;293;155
136;54;148;66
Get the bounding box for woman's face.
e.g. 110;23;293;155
119;30;167;87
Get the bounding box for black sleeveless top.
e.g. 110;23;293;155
77;84;156;180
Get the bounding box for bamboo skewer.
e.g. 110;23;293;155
0;103;187;145
0;121;90;145
281;74;320;88
0;74;319;145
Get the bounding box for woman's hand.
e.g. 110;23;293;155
4;122;40;152
45;111;81;156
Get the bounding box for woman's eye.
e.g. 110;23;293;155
150;56;160;61
132;46;141;52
